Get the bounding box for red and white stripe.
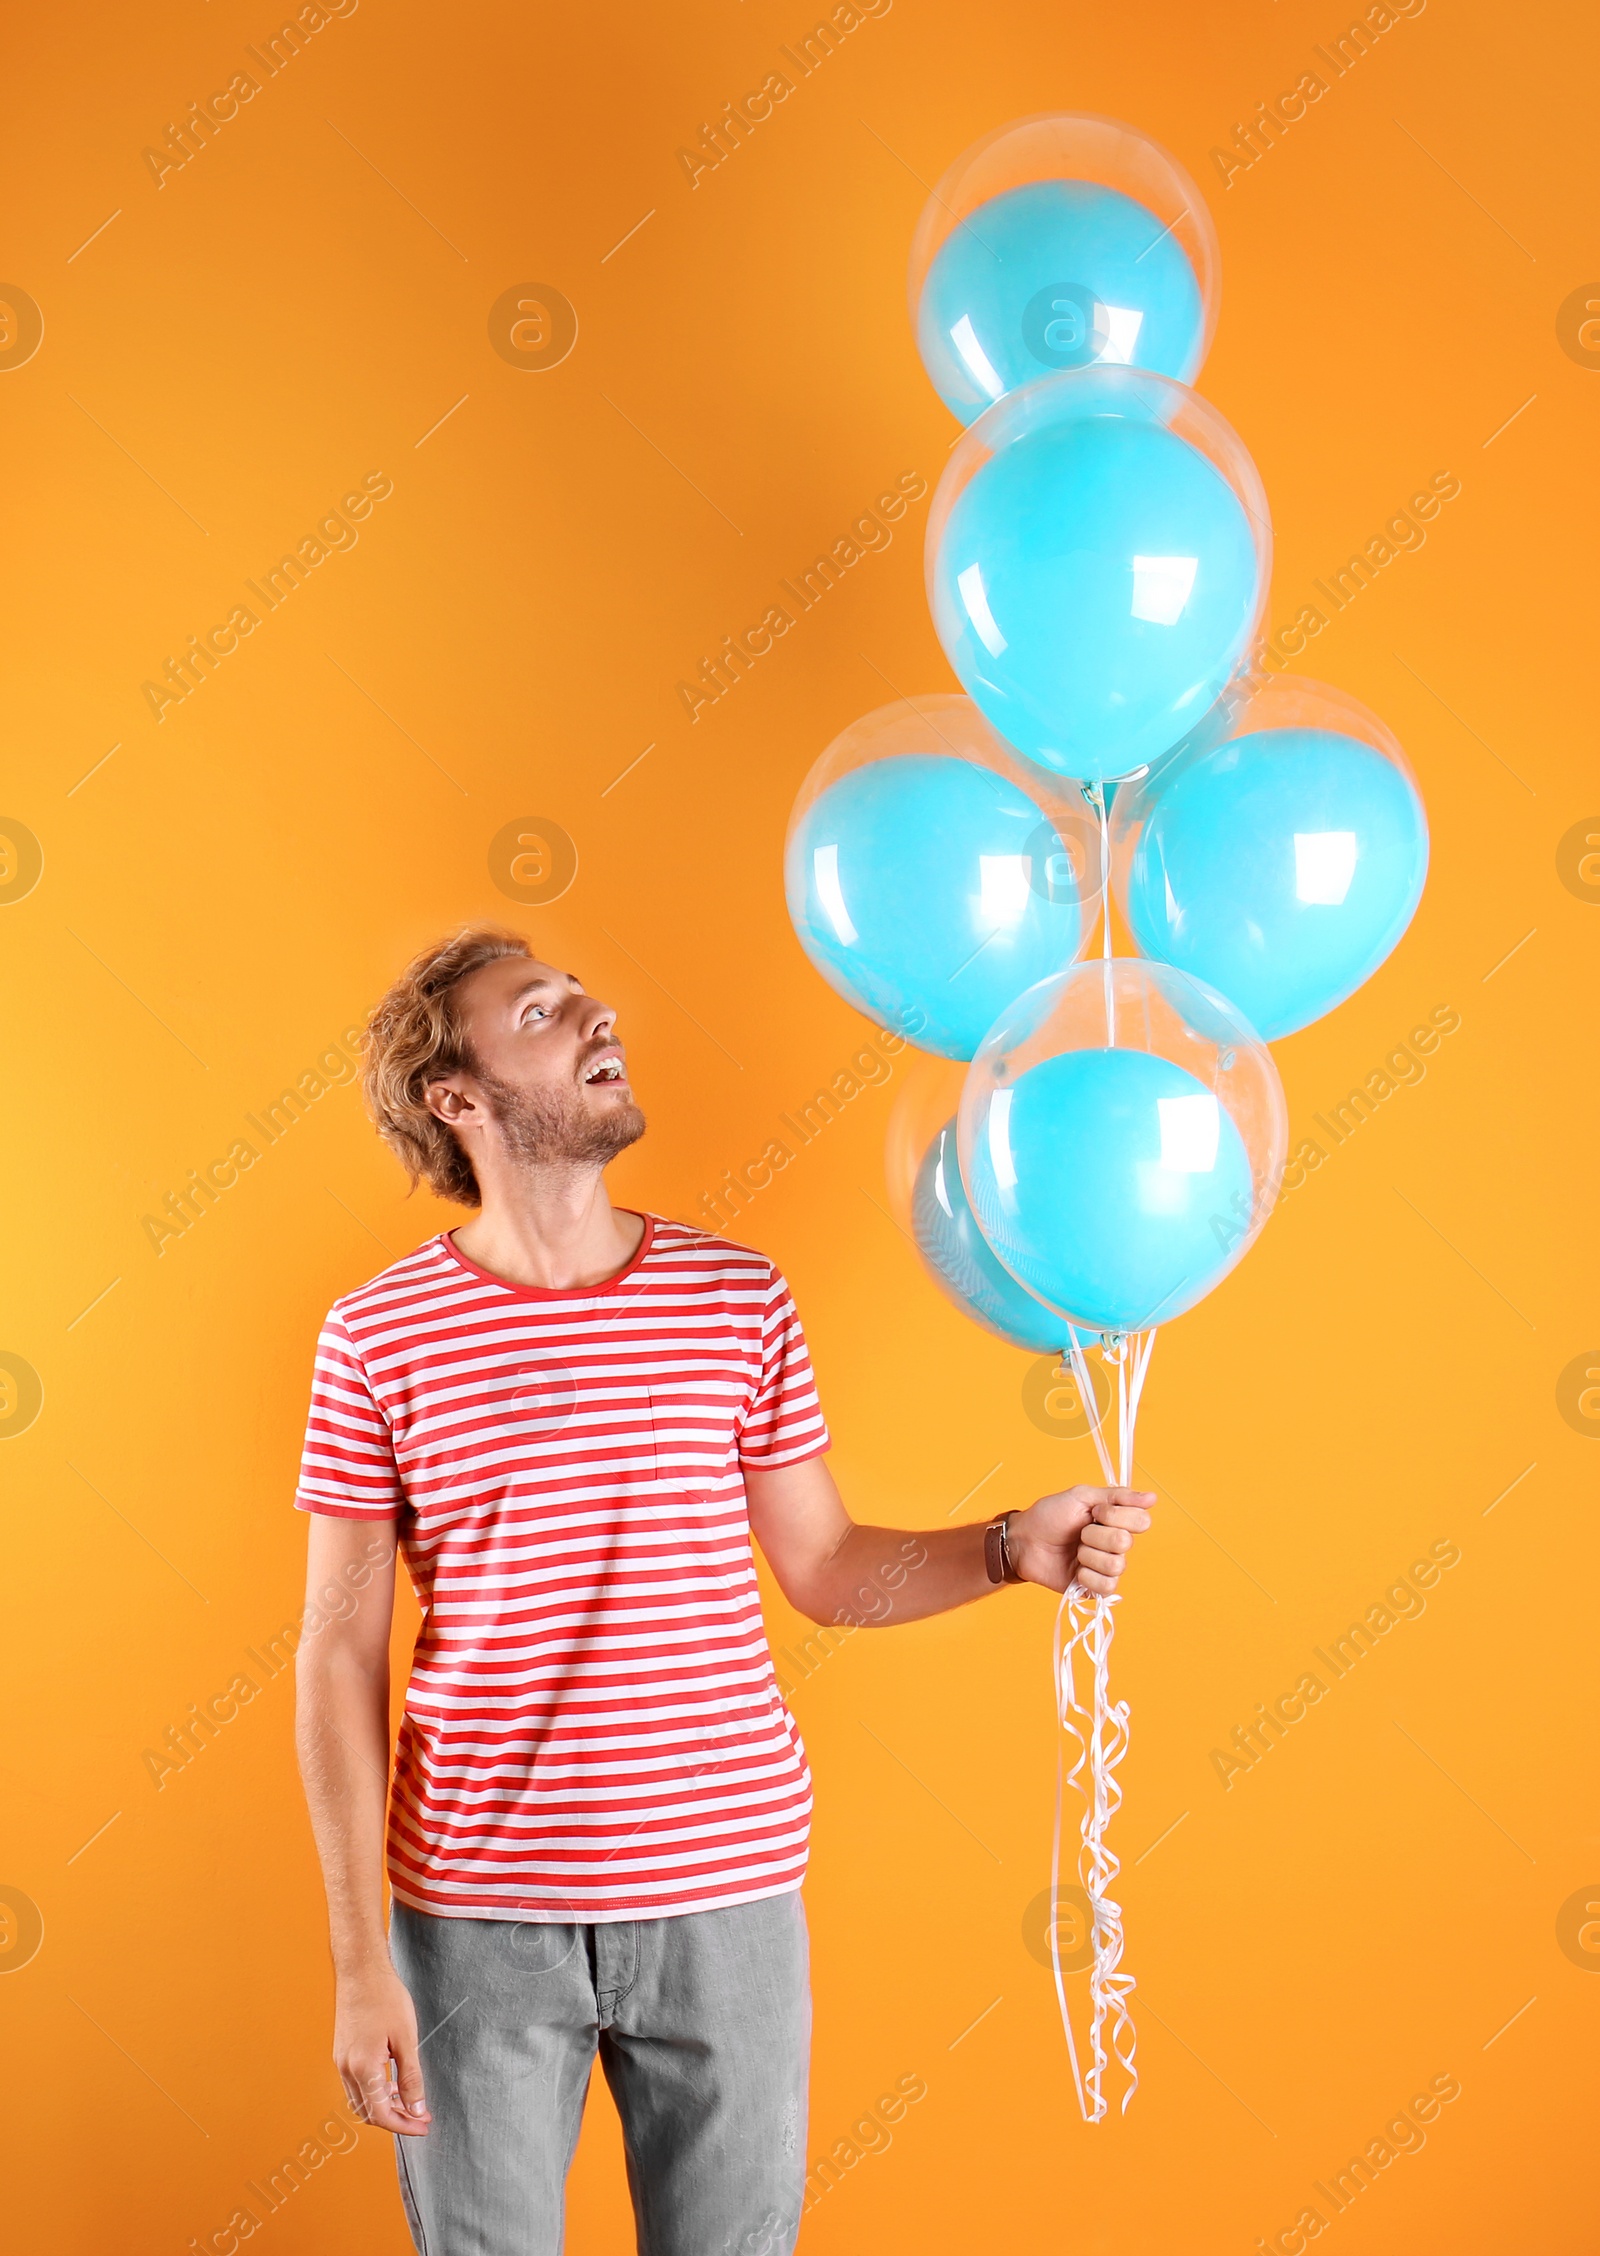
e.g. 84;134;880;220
295;1215;829;1922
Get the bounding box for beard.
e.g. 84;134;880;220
473;1063;646;1170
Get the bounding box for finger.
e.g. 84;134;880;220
354;2061;415;2135
1073;1564;1120;1596
1042;1486;1118;1513
393;2027;431;2126
1091;1490;1156;1517
335;2060;375;2124
1082;1523;1133;1555
1035;1488;1098;1517
1089;1508;1152;1536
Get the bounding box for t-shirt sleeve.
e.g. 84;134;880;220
737;1266;831;1469
294;1309;403;1519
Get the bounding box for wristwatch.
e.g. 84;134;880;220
984;1511;1024;1586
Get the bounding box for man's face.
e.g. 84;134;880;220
430;954;645;1172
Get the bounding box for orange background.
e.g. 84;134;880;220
2;0;1596;2249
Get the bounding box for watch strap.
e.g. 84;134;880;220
984;1512;1024;1585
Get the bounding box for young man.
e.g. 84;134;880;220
294;924;1153;2256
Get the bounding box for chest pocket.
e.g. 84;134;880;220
647;1377;746;1494
526;1372;661;1495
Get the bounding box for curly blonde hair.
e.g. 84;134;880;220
362;925;532;1205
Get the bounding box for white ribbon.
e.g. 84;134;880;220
1048;1323;1155;2121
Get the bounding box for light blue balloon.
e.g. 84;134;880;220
912;1118;1094;1352
1123;728;1429;1039
931;404;1261;780
963;1047;1253;1332
785;753;1087;1060
917;180;1206;424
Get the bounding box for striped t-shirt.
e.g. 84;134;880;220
294;1214;830;1922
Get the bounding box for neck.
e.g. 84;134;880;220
449;1164;645;1290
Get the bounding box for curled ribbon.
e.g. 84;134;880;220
1047;1323;1155;2121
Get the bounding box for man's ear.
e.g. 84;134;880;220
423;1076;477;1127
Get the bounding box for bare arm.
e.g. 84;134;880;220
743;1456;1154;1627
294;1514;431;2137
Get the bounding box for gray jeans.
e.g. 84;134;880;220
388;1890;811;2256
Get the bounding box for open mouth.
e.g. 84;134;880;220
582;1055;627;1087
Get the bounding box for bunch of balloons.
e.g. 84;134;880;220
784;112;1429;2121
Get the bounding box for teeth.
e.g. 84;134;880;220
586;1059;622;1084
